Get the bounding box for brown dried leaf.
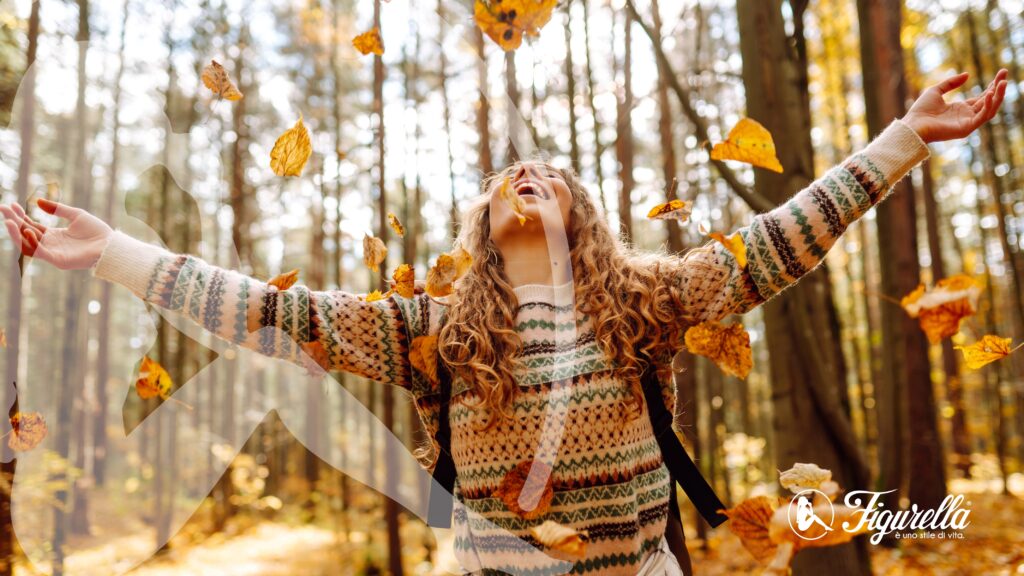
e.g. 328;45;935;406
646;199;693;223
387;212;405;238
493;460;554;520
268;269;300;291
530;520;588;558
363;234;388;273
201;60;243;101
391;264;415;299
8;411;47;452
684;321;753;379
722;495;786;564
409;335;439;385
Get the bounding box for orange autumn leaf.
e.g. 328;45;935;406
684;321;753;379
647;199;693;223
722;496;785;563
7;411;47;452
426;254;457;298
268;269;299;291
270;114;312;177
201;60;243;101
708;231;748;269
452;245;473;278
493;460;554;520
497;176;530;225
136;355;173;400
387;212;405;238
363;234;388;273
710;118;784;173
352;28;384;56
391;264;415;299
409;335;439;385
955;335;1021;370
474;0;557;51
530;520;588;559
901;274;981;344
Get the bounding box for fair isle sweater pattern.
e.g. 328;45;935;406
91;120;929;575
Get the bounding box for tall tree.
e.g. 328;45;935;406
614;10;635;241
857;0;946;516
737;0;870;573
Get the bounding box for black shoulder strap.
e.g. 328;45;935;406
427;360;457;528
426;359;728;529
641;367;728;527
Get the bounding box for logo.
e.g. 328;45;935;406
788;489;835;541
787;489;972;544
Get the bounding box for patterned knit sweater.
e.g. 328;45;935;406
91;120;929;575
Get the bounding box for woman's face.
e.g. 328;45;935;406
488;161;574;245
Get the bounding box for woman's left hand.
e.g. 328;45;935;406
901;68;1008;144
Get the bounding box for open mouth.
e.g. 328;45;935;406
515;183;550;200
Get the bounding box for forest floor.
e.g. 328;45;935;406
11;478;1024;575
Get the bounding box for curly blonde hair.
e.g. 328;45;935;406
438;162;692;429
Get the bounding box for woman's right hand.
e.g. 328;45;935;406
0;199;113;270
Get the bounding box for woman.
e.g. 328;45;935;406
1;70;1007;575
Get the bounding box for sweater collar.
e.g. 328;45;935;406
512;281;575;305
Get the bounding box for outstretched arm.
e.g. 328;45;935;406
671;70;1008;323
1;199;415;388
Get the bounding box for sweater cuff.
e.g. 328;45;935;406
860;119;931;187
90;230;174;299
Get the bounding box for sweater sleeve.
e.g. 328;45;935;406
671;118;930;323
90;232;414;388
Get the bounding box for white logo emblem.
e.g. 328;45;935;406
788;489;835;540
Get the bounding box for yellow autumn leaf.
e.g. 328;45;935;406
387;212;405;238
352;27;384;56
529;520;588;559
955;335;1021;370
391;264;415;299
268;269;300;291
270;114;312;177
201;60;243;101
722;496;785;564
708;231;748;268
363;234;388;273
474;0;557;51
136;355;173;400
7;411;47;452
901;274;981;344
452;245;473;278
409;335;439;385
710;118;784;173
646;199;693;223
364;289;390;302
497;176;530;225
684;321;753;379
426;254;457;298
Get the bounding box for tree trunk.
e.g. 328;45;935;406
615;10;635;242
473;26;494;176
581;0;607;211
738;1;870;573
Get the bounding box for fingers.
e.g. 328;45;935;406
9;202;47;235
37;198;82;220
3;219;26;254
935;72;969;95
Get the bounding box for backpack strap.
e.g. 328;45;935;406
640;367;728;528
427;359;457;528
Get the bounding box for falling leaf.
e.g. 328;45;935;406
136;355;173;400
708;231;748;268
7;411;46;452
685;321;753;379
722;496;785;563
493;460;554;520
710;118;784;173
268;269;300;291
364;289;390;302
901;274;981;344
647;199;693;223
426;254;457;298
391;264;415;299
409;335;439;385
270;114;313;177
530;521;588;559
352;28;384;56
474;0;558;51
201;60;243;101
452;245;473;278
363;234;388;273
779;463;832;495
387;212;406;238
955;335;1021;370
497;176;530;225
